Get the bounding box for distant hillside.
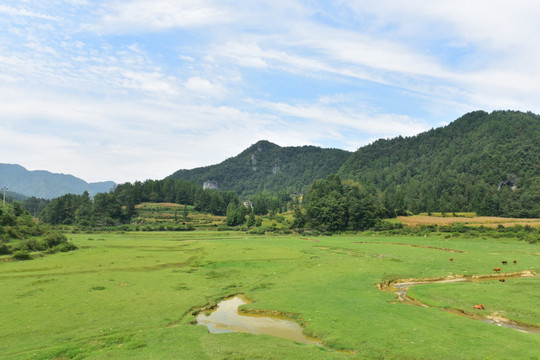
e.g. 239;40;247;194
338;110;540;217
0;164;116;199
4;190;27;202
168;140;351;197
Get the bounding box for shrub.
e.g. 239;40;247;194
12;250;32;261
51;242;78;253
21;239;48;252
0;243;11;255
43;233;68;248
9;242;29;252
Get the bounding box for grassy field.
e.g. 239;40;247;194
0;231;538;359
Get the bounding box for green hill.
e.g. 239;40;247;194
338;110;540;217
168;140;351;197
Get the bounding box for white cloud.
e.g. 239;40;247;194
184;76;227;98
0;5;61;21
118;70;179;95
256;99;428;139
92;0;234;33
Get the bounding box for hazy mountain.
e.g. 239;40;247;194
168;140;351;197
3;190;27;202
0;164;116;199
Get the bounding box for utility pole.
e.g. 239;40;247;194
2;186;7;206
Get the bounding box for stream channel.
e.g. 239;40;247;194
384;271;540;334
197;295;321;345
196;272;539;345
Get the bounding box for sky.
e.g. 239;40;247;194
1;1;540;183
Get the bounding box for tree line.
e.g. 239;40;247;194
30;174;385;232
36;178;292;226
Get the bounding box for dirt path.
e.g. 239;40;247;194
378;271;540;334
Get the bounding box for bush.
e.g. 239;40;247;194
0;243;11;255
12;250;32;261
50;242;78;253
21;239;48;252
43;233;68;247
9;242;29;252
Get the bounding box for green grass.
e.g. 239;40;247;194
0;231;538;359
408;278;540;327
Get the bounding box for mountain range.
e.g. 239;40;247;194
3;110;539;218
169;110;540;216
0;164;116;199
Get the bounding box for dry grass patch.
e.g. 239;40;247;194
398;215;540;228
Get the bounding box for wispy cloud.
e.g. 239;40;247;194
90;0;235;33
0;5;61;21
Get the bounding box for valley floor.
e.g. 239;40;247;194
0;231;538;359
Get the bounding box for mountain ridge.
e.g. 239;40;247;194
338;110;540;216
168;140;352;197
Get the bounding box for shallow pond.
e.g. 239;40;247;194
197;295;321;345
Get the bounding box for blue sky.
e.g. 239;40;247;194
1;1;540;183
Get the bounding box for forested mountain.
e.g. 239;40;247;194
0;164;116;199
168;140;351;197
338;110;540;217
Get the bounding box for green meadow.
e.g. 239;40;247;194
1;232;538;359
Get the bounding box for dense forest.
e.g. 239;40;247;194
168;140;351;197
339;110;540;217
37;178;291;226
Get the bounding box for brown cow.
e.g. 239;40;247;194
449;258;453;261
493;267;501;272
473;304;485;310
502;260;508;265
513;260;517;264
499;279;505;282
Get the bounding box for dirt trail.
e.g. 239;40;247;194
378;271;540;334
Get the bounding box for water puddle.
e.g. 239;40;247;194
197;295;321;345
380;271;540;334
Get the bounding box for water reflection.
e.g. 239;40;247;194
197;295;321;345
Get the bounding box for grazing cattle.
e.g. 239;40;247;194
474;304;485;310
502;260;508;265
493;267;501;272
499;279;505;282
449;258;453;261
513;260;517;264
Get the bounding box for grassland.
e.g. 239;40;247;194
0;231;538;359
